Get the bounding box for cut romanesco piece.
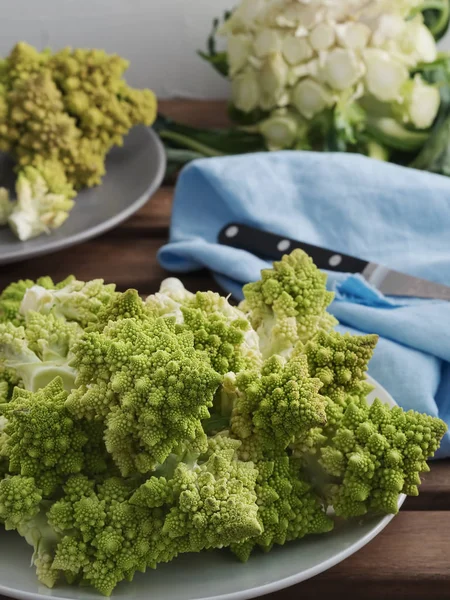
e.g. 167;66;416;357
239;249;338;358
314;398;447;517
66;290;222;475
146;277;262;374
231;455;333;561
227;353;326;461
19;276;118;328
0;275;75;325
16;507;61;589
0;378;89;496
304;331;379;405
8;166;75;241
132;436;261;553
0;308;80;392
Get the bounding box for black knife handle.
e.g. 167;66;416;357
218;223;369;274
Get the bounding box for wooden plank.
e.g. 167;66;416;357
0;512;447;600
158;99;230;128
0;236;220;296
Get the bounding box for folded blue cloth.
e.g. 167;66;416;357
158;151;450;457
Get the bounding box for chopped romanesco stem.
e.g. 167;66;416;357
8;166;75;242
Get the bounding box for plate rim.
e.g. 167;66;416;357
0;126;166;266
0;375;406;600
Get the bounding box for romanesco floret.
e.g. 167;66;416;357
0;475;42;530
67;292;222;475
132;437;261;553
147;278;262;374
304;331;379;405
231;455;333;562
0;275;75;325
0;311;79;392
228;353;326;461
48;475;178;595
316;399;448;517
8;166;75;241
19;276;118;328
0;379;89;496
239;249;337;358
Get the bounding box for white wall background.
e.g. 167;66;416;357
0;0;233;99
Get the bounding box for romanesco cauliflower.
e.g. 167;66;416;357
0;248;446;596
0;42;158;241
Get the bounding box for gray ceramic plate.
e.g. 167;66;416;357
0;126;166;265
0;376;405;600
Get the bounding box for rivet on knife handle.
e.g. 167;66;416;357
218;223;370;274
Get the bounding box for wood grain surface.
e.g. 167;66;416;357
0;99;449;600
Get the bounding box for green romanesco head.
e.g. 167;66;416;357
231;455;333;561
67;292;222;475
0;378;89;496
240;249;337;359
304;331;378;404
0;475;43;530
0;42;158;242
147;278;262;375
49;47;157;152
1;70;80;166
229;353;326;461
318;398;448;518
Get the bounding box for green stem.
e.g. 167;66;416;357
159;131;226;157
412;0;450;38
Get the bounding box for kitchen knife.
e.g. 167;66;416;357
218;222;450;301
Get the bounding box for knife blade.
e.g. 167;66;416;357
218;223;450;301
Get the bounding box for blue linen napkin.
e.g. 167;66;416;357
158;151;450;457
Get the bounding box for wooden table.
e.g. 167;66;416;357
1;100;449;600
